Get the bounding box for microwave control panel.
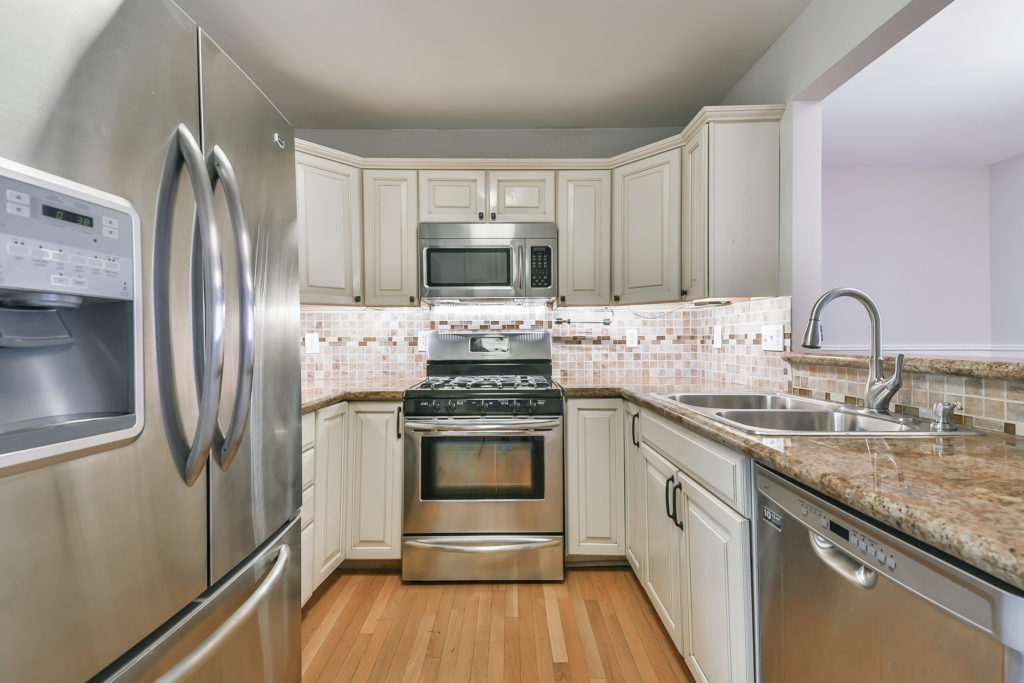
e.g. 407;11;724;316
0;160;137;302
530;246;552;288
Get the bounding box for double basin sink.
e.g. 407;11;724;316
658;393;977;437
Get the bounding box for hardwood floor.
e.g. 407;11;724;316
301;568;695;682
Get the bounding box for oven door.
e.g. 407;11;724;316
403;417;563;535
419;238;518;300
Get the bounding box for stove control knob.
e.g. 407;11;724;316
429;400;440;414
446;400;456;413
527;400;538;415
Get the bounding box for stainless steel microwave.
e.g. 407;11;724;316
418;222;557;302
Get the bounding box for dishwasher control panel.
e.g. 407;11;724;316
797;500;898;571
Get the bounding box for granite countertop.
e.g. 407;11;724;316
784;351;1024;381
302;385;408;413
561;380;1024;593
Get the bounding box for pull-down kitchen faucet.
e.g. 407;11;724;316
801;288;904;414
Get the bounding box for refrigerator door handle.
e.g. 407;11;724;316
209;145;256;471
154;123;226;486
154;544;290;683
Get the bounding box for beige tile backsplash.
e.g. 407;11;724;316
788;362;1024;435
300;297;792;396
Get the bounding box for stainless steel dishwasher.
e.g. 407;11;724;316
756;465;1024;682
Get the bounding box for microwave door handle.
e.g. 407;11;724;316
517;244;525;291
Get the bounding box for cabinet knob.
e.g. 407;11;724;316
559;295;565;302
613;295;620;302
490;212;496;221
409;296;415;303
478;211;484;220
355;295;361;303
681;289;688;298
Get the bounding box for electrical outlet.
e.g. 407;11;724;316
762;324;785;352
304;332;320;354
626;329;639;347
417;331;431;351
712;326;723;348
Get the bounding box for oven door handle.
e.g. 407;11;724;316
406;537;561;554
403;419;561;432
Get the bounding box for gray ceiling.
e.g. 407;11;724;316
176;0;811;129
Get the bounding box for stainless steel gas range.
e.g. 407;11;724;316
401;332;564;581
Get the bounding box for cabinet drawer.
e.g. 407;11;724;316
301;412;316;451
301;448;314;490
642;410;751;517
302;486;314;528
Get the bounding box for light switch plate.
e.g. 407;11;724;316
712;326;723;348
626;329;639;348
762;324;785;352
304;332;320;354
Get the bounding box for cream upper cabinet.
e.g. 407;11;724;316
557;170;611;306
678;473;754;683
313;402;347;586
296;152;362;305
623;401;644;576
345;402;403;560
418;170;487;222
488;170;555;222
682;119;780;300
565;399;625;556
363;170;418;306
417;170;555;223
612;149;681;304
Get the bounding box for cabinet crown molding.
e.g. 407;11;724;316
294;105;784;171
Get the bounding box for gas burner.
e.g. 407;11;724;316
413;375;554;391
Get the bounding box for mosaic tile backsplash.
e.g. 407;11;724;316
300;297;792;396
789;363;1024;435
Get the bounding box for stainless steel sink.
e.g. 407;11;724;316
661;393;823;411
656;392;979;437
715;409;915;435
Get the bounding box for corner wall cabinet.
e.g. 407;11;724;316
295;152;362;305
565;399;625;556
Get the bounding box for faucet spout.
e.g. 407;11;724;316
801;288;902;413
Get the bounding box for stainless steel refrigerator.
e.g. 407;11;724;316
0;1;300;680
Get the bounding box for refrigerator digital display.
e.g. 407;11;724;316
42;204;94;227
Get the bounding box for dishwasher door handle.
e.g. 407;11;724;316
809;530;877;588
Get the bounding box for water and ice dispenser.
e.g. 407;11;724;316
0;158;142;469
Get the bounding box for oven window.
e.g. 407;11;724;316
426;248;511;287
420;435;544;500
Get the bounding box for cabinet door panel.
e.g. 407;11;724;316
488;170;555;222
640;442;680;643
419;170;486;222
681;128;708;301
300;523;314;606
566;399;624;555
346;403;402;559
364;170;418;306
314;403;346;585
679;473;753;683
296;154;362;305
613;150;681;304
624;402;644;575
557;171;611;305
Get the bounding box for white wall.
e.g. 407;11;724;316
820;165;991;351
989;151;1024;349
295;127;682;159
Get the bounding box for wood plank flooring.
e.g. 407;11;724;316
301;568;695;682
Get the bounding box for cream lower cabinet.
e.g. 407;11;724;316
623;401;644;575
640;409;755;683
296;152;363;305
565;399;625;556
612;149;681;304
313;403;347;586
363;170;418;306
557;170;611;305
300;412;316;606
345;402;403;559
640;441;682;645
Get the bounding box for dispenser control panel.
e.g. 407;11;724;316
0;162;137;302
